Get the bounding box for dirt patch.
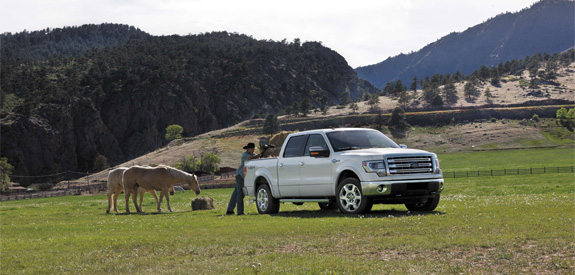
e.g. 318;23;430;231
394;119;552;153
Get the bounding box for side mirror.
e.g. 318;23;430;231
309;146;330;158
400;144;407;149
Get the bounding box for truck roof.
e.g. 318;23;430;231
289;128;376;136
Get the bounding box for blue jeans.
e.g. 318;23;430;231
226;175;245;214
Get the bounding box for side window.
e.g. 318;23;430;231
304;134;329;156
283;135;306;158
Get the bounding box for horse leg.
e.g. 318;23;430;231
132;185;142;213
138;188;147;213
149;190;160;209
111;186;121;213
165;188;173;212
124;186;131;214
106;188;113;214
157;190;164;213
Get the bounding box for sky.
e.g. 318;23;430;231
1;0;538;68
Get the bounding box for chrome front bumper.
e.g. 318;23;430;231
361;178;444;196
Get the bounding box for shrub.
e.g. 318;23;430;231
0;157;14;192
201;153;221;175
165;124;183;141
92;155;109;172
175;153;221;174
175;155;201;173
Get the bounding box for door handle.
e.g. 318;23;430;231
279;163;284;168
299;162;305;166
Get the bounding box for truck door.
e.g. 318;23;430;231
299;134;333;197
277;135;305;197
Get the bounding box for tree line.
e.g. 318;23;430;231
1;25;368;121
379;49;574;107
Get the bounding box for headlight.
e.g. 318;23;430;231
434;155;441;174
363;160;388;177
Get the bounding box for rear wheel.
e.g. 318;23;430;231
256;184;279;214
336;178;372;214
405;194;440;212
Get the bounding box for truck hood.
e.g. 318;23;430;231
337;148;435;160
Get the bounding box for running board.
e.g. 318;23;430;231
279;199;330;203
248;198;331;203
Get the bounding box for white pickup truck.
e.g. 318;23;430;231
243;128;444;214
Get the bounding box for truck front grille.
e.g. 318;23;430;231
387;156;433;174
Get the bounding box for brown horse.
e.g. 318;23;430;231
123;165;200;213
106;167;175;213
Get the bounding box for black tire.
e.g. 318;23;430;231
256;184;280;214
405;194;440;212
336;178;372;214
318;201;338;211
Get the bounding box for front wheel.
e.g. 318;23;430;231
256;184;279;214
336;178;372;214
405;194;440;212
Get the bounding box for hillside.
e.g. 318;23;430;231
72;62;575;185
0;26;377;178
355;0;575;89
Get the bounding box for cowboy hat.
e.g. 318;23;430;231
243;143;256;149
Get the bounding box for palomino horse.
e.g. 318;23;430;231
123;165;200;213
106;167;175;213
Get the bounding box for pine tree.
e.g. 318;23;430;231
442;82;458;104
389;107;409;129
263;114;280;136
410;76;418;92
300;97;312;117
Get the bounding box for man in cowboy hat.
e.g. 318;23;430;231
226;142;259;215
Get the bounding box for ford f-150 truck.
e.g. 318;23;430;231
243;128;444;214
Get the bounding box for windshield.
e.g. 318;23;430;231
326;130;399;152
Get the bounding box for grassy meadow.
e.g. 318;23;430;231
1;148;574;274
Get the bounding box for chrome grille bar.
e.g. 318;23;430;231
386;156;434;175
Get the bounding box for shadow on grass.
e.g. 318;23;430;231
110;211;170;215
273;209;445;219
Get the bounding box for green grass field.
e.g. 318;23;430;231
1;148;574;274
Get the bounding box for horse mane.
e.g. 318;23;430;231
158;165;193;180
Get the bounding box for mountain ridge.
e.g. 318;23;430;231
356;0;575;88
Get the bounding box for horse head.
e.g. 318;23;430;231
187;174;201;195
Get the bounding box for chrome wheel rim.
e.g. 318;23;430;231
339;183;362;212
257;188;269;212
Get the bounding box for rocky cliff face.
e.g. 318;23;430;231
1;83;219;176
1;31;376;178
